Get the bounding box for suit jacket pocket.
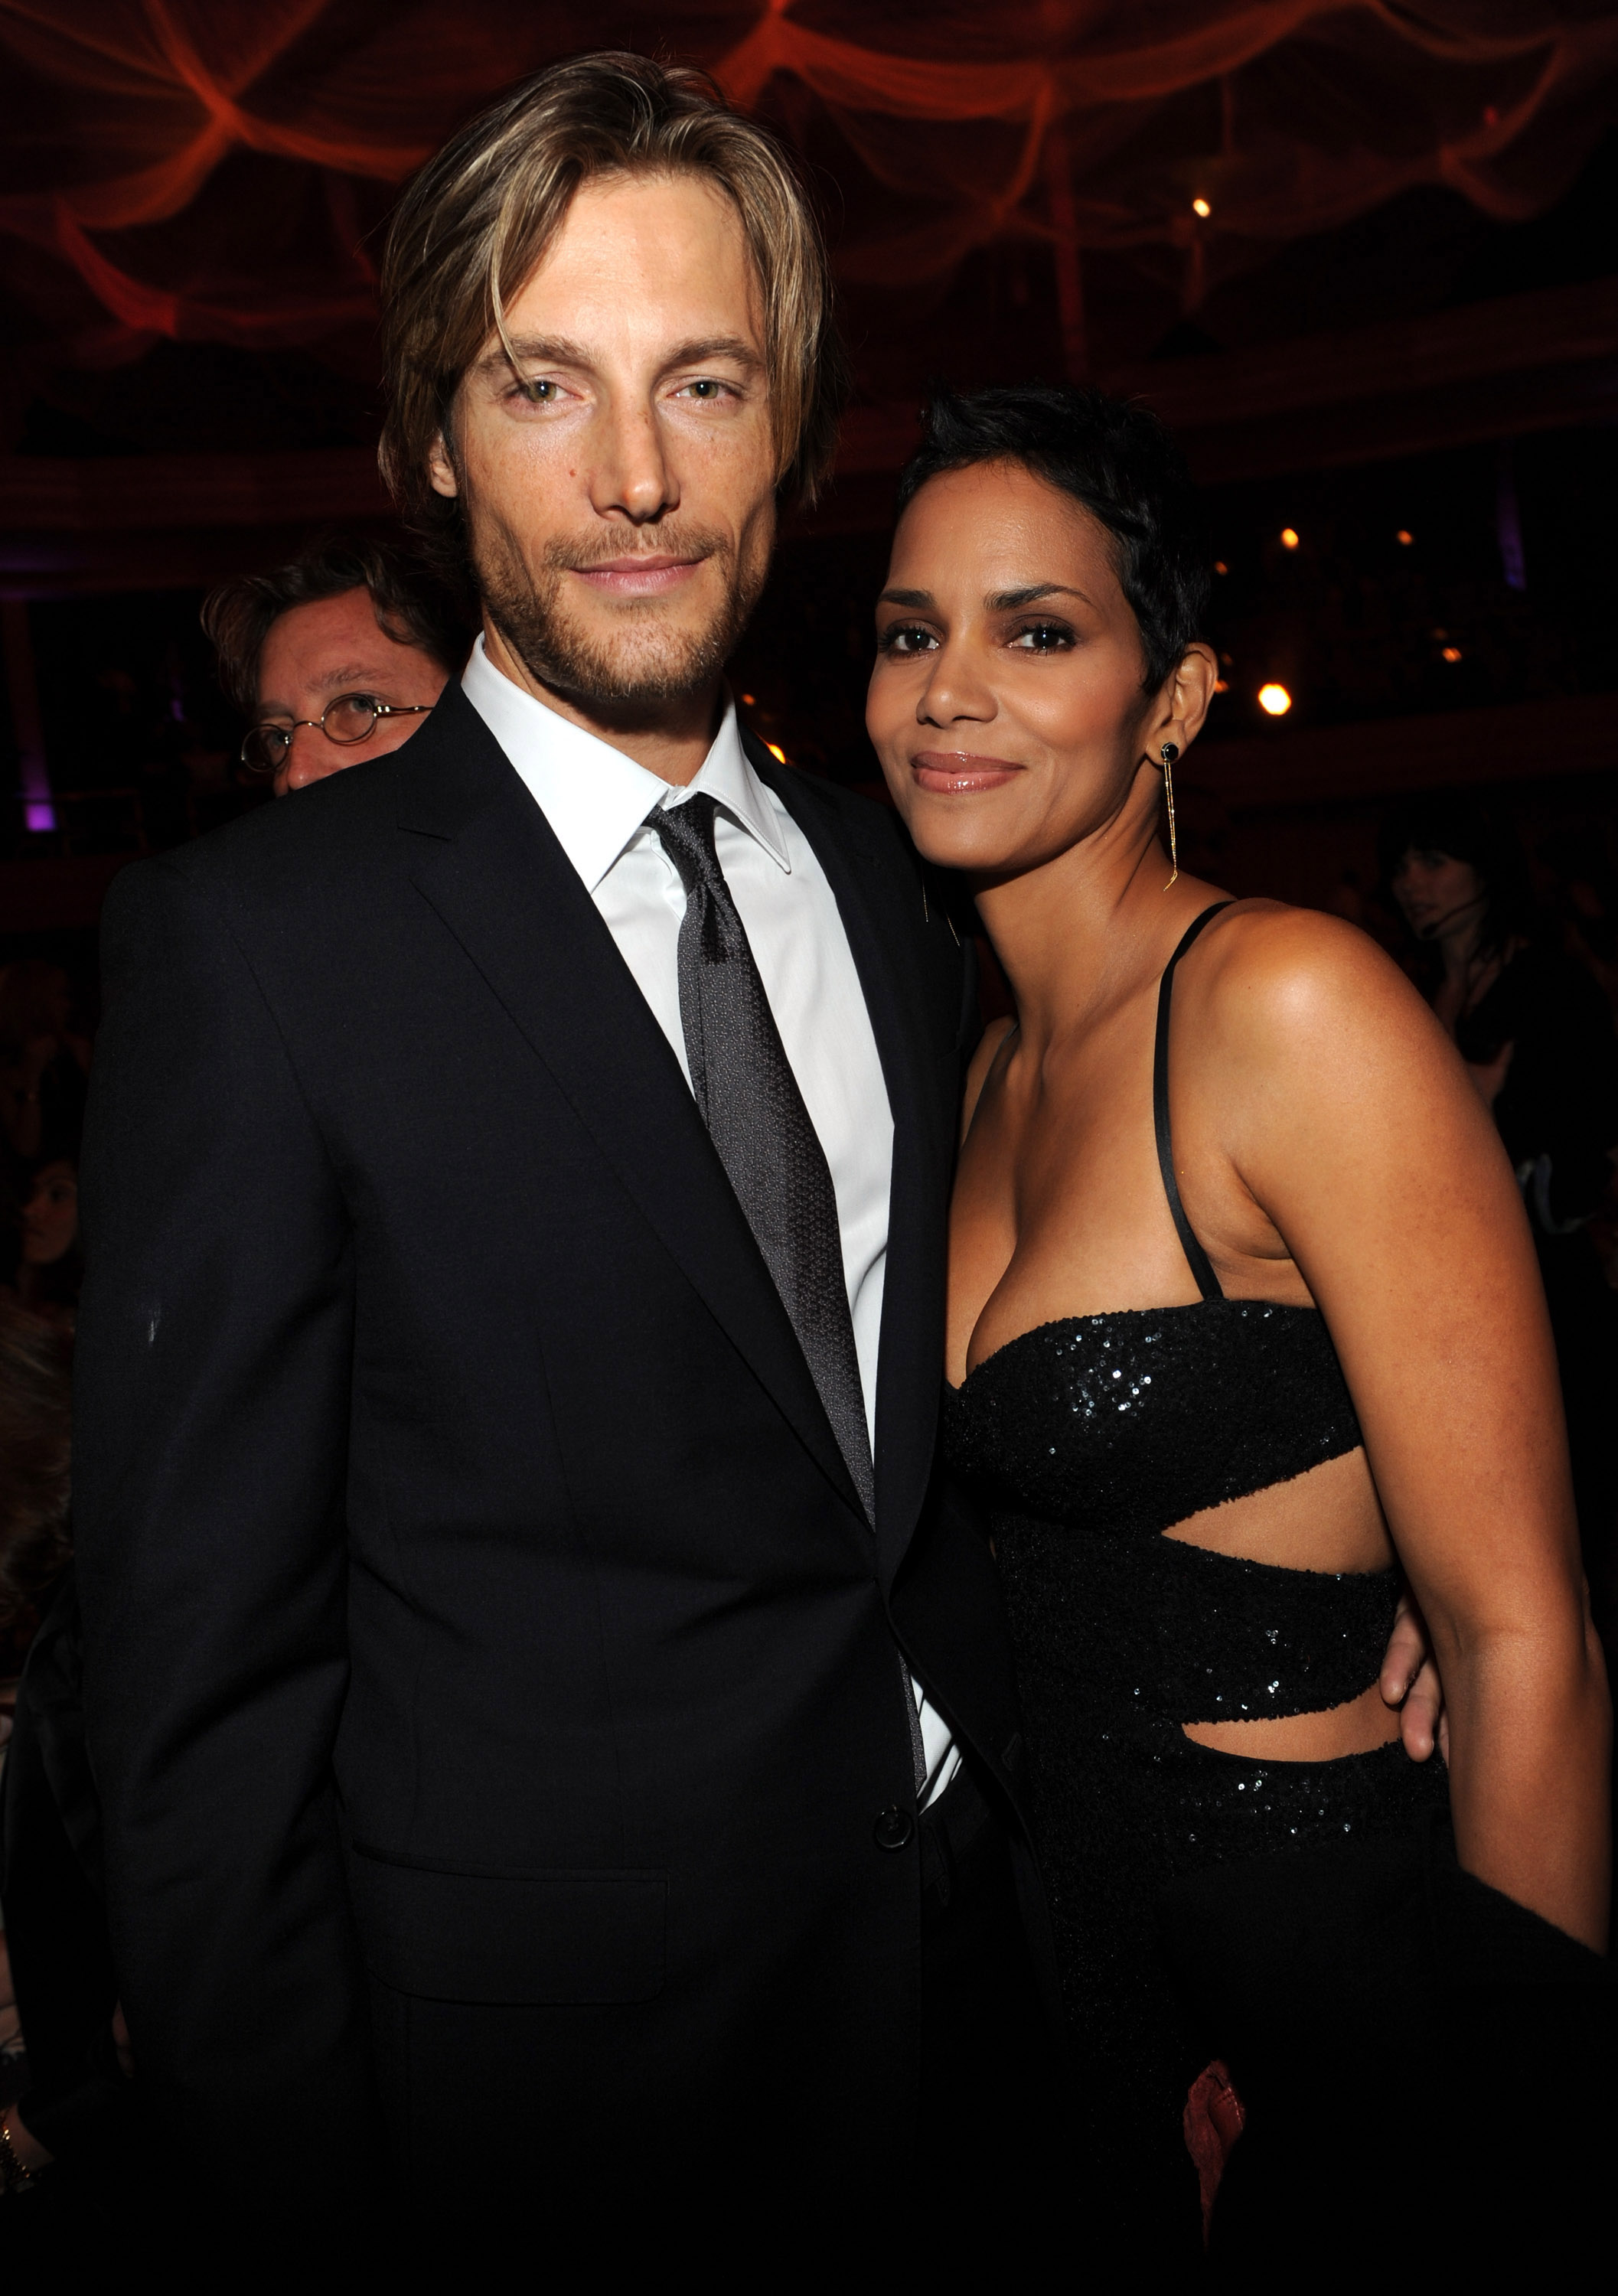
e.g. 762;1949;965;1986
347;1847;667;2005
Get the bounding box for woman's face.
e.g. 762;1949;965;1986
21;1162;78;1267
1391;848;1485;941
866;459;1213;876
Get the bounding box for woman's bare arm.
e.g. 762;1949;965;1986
1200;908;1610;1949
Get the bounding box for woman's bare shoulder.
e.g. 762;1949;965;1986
1191;898;1438;1062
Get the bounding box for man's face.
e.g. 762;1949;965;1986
429;171;778;720
255;587;449;797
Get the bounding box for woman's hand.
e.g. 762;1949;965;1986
1380;1593;1450;1763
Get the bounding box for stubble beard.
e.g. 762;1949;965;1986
473;513;769;716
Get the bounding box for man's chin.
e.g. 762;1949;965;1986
489;597;743;716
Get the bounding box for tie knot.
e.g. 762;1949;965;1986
651;791;743;961
651;791;723;889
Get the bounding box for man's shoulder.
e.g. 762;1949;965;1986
116;694;504;920
106;755;403;928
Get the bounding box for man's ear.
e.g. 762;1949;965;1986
427;430;459;501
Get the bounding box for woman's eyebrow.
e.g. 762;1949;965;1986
877;587;934;608
986;582;1092;611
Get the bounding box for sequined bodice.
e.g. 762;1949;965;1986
944;1300;1362;1542
941;1299;1386;1726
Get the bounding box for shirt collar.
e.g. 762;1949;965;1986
462;634;790;893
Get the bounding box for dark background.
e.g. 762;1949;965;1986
4;5;1618;1026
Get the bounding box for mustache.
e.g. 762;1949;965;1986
541;525;729;575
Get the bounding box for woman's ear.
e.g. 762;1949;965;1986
1158;641;1219;752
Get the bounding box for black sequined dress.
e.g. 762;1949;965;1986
943;904;1451;2255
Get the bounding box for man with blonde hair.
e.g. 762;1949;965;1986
73;54;1052;2233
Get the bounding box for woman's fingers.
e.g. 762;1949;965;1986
1379;1594;1446;1762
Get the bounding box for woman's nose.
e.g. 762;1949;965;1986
917;648;995;726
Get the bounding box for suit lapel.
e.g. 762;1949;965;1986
745;736;953;1587
395;691;864;1523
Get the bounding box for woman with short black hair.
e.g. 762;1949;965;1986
867;382;1612;2268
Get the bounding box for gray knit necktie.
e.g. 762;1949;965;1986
651;794;875;1525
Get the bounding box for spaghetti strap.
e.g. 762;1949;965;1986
1152;902;1235;1303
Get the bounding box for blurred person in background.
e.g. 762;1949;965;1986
0;963;91;1169
1384;793;1618;1646
201;535;468;798
9;1163;82;1334
0;1301;134;2240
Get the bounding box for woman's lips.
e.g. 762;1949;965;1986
910;751;1023;794
572;556;704;597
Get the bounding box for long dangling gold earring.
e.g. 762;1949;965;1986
1160;742;1181;889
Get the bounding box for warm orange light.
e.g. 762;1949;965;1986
740;692;757;706
1213;678;1229;694
1280;527;1300;550
1258;683;1292;716
765;742;787;763
1212;559;1228;575
1440;646;1463;664
1395;530;1414;547
1192;197;1212;219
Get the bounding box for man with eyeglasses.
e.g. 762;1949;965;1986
202;536;467;797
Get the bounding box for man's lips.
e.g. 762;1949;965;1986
569;555;706;597
910;750;1024;794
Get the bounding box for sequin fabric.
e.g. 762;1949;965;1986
946;1300;1364;1539
942;1306;1450;2255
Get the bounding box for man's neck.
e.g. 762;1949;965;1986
481;619;723;786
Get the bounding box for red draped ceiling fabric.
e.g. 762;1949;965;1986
2;1;1616;385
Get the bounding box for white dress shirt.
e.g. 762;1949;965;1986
464;638;959;1805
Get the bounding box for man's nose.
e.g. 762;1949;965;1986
588;398;677;523
284;723;338;790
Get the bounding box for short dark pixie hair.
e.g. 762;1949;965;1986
201;535;470;716
895;383;1210;693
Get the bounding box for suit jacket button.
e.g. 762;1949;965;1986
873;1805;915;1852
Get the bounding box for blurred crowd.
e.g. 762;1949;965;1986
2;530;1617;2225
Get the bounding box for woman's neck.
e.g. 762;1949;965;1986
973;809;1198;1049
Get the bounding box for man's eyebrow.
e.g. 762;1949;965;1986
473;333;592;376
256;665;400;716
877;587;935;608
661;334;763;373
986;582;1094;611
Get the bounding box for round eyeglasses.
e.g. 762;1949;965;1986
240;693;435;776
